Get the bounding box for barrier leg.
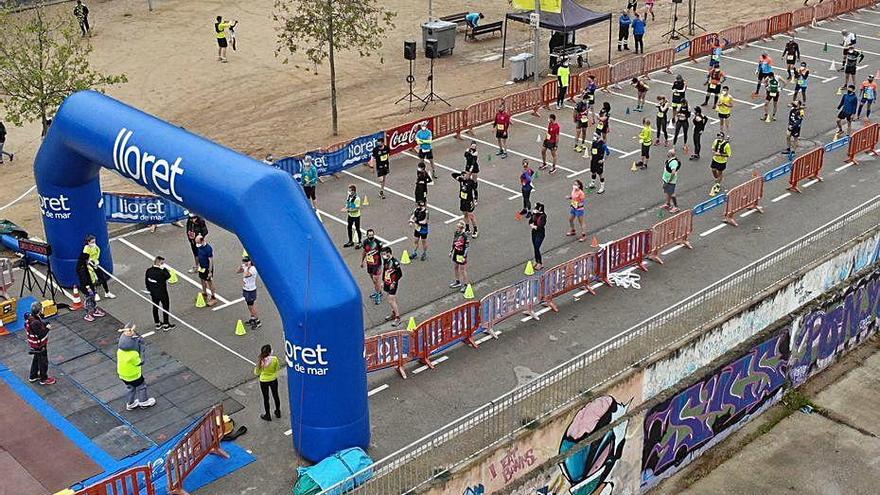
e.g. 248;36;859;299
542;298;559;312
723;205;763;226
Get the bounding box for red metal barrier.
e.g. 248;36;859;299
75;467;154;495
847;122;880;164
610;56;645;85
539;252;599;311
541;79;558;108
791;6;815;28
742;19;769;43
642;48;675;76
648;209;694;264
719;25;744;48
689;33;718;60
815;0;836;20
414;302;481;367
365;330;413;378
576;65;612;90
504;88;543;116
600;230;652;285
834;0;855;16
166;405;229;495
767;13;792;37
434;109;465;139
465;97;504;132
788;146;825;193
724;173;765;226
480;276;541;335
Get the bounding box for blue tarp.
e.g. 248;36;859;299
294;447;373;495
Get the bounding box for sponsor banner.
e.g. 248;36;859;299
512;0;562;13
386;117;433;156
102;192;187;224
275;131;385;179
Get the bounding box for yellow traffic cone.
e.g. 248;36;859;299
362;195;369;207
463;284;475;299
406;316;417;331
524;260;535;276
168;267;179;285
235;319;247;336
195;292;207;308
400;249;411;264
242;248;248;257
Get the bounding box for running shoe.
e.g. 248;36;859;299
39;377;56;386
84;314;95;322
28;377;39;382
501;152;508;159
597;184;605;194
496;150;503;156
253;319;262;328
420;252;428;261
392;318;401;328
578;235;587;242
412;251;419;259
549;167;557;174
162;323;176;331
588;180;596;189
566;229;577;236
355;243;362;250
472;230;479;238
155;323;163;330
343;242;354;248
449;280;462;288
94;309;106;317
139;397;156;408
104;292;117;299
379;191;386;199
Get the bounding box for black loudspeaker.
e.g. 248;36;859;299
404;40;416;60
425;39;438;59
672;0;683;3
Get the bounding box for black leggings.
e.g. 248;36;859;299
347;216;362;243
703;92;719;108
29;349;48;381
150;292;170;324
693;130;703;156
673;120;689;146
260;379;281;416
522;189;532;213
79;18;90;35
531;231;545;265
96;269;110;293
656;118;668;140
557;85;568;106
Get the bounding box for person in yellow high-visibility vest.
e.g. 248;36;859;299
556;60;571;109
709;132;732;197
117;325;156;410
214;15;238;63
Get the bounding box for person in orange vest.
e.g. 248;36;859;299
857;74;877;121
26;302;55;385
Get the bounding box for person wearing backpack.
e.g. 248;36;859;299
214;15;238;62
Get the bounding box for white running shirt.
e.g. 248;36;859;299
242;265;257;291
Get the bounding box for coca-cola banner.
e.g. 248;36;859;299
275;130;385;179
386;117;434;156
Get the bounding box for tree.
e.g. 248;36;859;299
274;0;396;136
0;3;127;137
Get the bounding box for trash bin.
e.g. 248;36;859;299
421;20;457;57
509;53;535;82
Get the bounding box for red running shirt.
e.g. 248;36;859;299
494;111;511;131
547;122;560;144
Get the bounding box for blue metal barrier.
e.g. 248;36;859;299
693;194;728;216
763;161;792;182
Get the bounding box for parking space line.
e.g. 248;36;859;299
402;151;522;200
700;223;727;237
466;135;583;176
813;24;880;42
840;15;880;28
511;116;635;156
835;162;854;172
717;53;833;84
795;36;880;57
211;296;245;311
802;178;819;188
649;75;768;108
772;192;792;203
606;89;720;124
115;237;231;304
740;209;758;218
341;170;463;224
661;244;684;256
521;306;553;322
562;103;673;130
141;331;156;338
368;384;389;396
412;355;449;374
748;42;867;70
314;208;404;246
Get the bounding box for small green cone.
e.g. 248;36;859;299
823;41;828;52
626;107;631;115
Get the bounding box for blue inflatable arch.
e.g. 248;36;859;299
34;91;369;461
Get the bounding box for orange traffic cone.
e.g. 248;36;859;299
71;286;84;311
590;236;600;248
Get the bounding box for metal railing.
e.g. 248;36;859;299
322;195;880;495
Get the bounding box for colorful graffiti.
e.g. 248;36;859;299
790;269;880;386
640;331;789;488
486;446;537;485
463;483;485;495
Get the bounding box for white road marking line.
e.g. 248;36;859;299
511;117;632;156
521;306;553;322
212;296;245;311
141;331;156;338
467;135;583;176
802;178;819;188
772;192;792;203
709;53;833;84
342;170;463;224
795;36;880;57
475;334;494;345
27;266;75;301
840;15;880;27
740;209;758;218
284;429;292;436
836;162;854;172
562;103;673;131
699;223;727;237
403;151;521;199
676;64;793;101
315;209;398;245
0;184;36;211
661;244;684;256
368;384;389;396
605;89;720;125
412;355;449;374
814;24;880;41
573;282;605;298
110;226;156;241
114;237;232;305
748;42;857;67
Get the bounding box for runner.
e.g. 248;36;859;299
784;100;805;156
691;106;707;161
361;230;384;304
841;48;865;94
661;149;682;213
583;74;599;111
195;235;218;306
519;159;535;217
836;84;858;138
753;53;774;98
596;103;612;143
645;0;656;21
793;62;809;104
702;66;725;108
409;201;430;261
452;170;479;237
556;59;571;109
634;118;653;170
380;247;402;327
237;256;262;328
573;95;593;152
717;86;733;135
341;184;362;249
858;74;877;121
782;37;800;82
631;76;650;112
540;113;560;174
415;122;437;178
448;222;470;292
655;95;670;147
529;203;547;270
494;104;511;158
673;98;690;153
709;132;732;197
83;235;115;300
464;141;480;183
588;134;610;194
708;38;722;69
566;180;587;241
371;137;390;199
186;214;208;273
414;161;432;204
670;74;687;113
300;156;318;210
840;30;857;68
762;72;782;123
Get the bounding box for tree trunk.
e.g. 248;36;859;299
328;3;338;136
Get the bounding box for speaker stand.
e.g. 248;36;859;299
395;59;426;113
662;2;689;42
688;0;707;35
421;57;450;110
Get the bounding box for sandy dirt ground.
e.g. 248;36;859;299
1;0;799;236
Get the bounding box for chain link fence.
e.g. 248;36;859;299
322;195;880;495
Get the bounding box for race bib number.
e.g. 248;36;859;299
460;191;468;200
384;272;392;282
709;83;717;89
496;124;505;130
580;115;589;123
366;254;375;264
455;254;465;263
597;122;604;130
380;154;389;162
546;133;551;140
591;148;598;155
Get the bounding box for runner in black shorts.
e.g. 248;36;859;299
464;141;480;183
409;201;430;261
380;247;402;327
361;229;384;304
414;161;432;204
371;137;391;199
453;170;479;237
